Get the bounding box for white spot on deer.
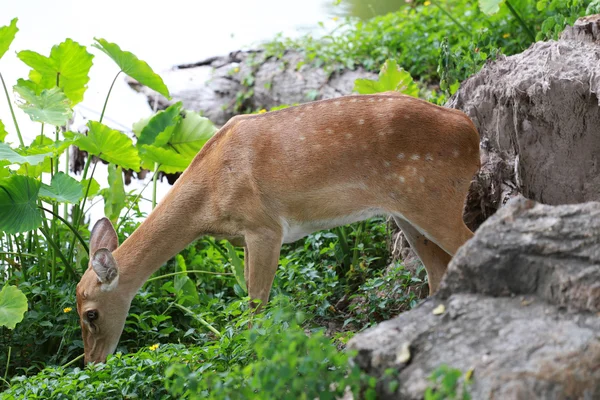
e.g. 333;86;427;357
346;133;353;139
425;153;434;161
358;119;365;125
295;116;301;122
334;101;341;107
313;144;322;150
419;177;425;183
411;154;420;161
299;136;306;141
326;128;333;134
397;153;405;160
384;161;391;167
403;115;410;120
378;98;384;102
453;150;460;158
385;174;393;180
351;98;358;103
368;98;375;102
399;176;406;183
361;144;368;150
378;130;386;136
388;98;394;101
409;166;418;175
307;104;314;109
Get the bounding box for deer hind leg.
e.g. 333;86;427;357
244;229;283;311
393;216;453;294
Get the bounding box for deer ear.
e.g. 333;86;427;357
90;218;118;255
91;249;119;290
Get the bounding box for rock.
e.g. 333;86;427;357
127;50;377;126
348;197;600;399
448;16;600;229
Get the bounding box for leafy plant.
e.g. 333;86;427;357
354;59;419;96
0;285;27;330
425;365;473;400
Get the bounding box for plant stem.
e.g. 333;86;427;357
116;177;152;230
3;346;11;385
152;163;159;209
505;0;536;42
40;207;89;254
40;226;78;280
62;353;84;369
99;71;121;123
172;303;221;337
0;72;24;147
429;0;471;36
145;270;234;283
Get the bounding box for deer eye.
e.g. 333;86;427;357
86;310;98;321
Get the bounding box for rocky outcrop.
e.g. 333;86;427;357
348;196;600;399
127;50;376;126
449;15;600;229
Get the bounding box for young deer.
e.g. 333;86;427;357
76;92;480;363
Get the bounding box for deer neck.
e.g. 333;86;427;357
112;175;209;294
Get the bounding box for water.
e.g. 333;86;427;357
0;0;387;223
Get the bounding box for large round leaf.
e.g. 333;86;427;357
139;145;190;174
17;39;94;106
169;111;216;159
39;172;83;203
137;102;182;146
0;18;18;61
0;142;53;166
0;175;42;234
13;85;73;126
68;121;141;171
93;38;170;99
0;285;28;330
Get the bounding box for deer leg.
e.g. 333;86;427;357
393;216;453;294
244;229;282;310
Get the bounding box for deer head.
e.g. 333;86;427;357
76;218;132;364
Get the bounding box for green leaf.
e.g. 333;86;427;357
0;285;28;329
353;59;419;97
0;120;8;142
102;164;126;224
174;254;200;307
139;145;190;174
479;0;504;15
169;111;216;160
223;242;247;292
0;18;18;61
13;85;73;126
0;175;43;233
39;172;83;203
92;38;170;99
137;108;215;172
69;121;140;171
81;177;100;198
138;102;182;146
17;39;94;105
0;142;53;166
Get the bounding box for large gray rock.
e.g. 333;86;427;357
448;16;600;229
127;50;376;126
348;197;600;399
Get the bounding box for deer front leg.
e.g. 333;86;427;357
244;229;282;311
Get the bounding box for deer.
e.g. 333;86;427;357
76;92;480;364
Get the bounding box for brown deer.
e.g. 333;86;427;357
76;92;480;364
